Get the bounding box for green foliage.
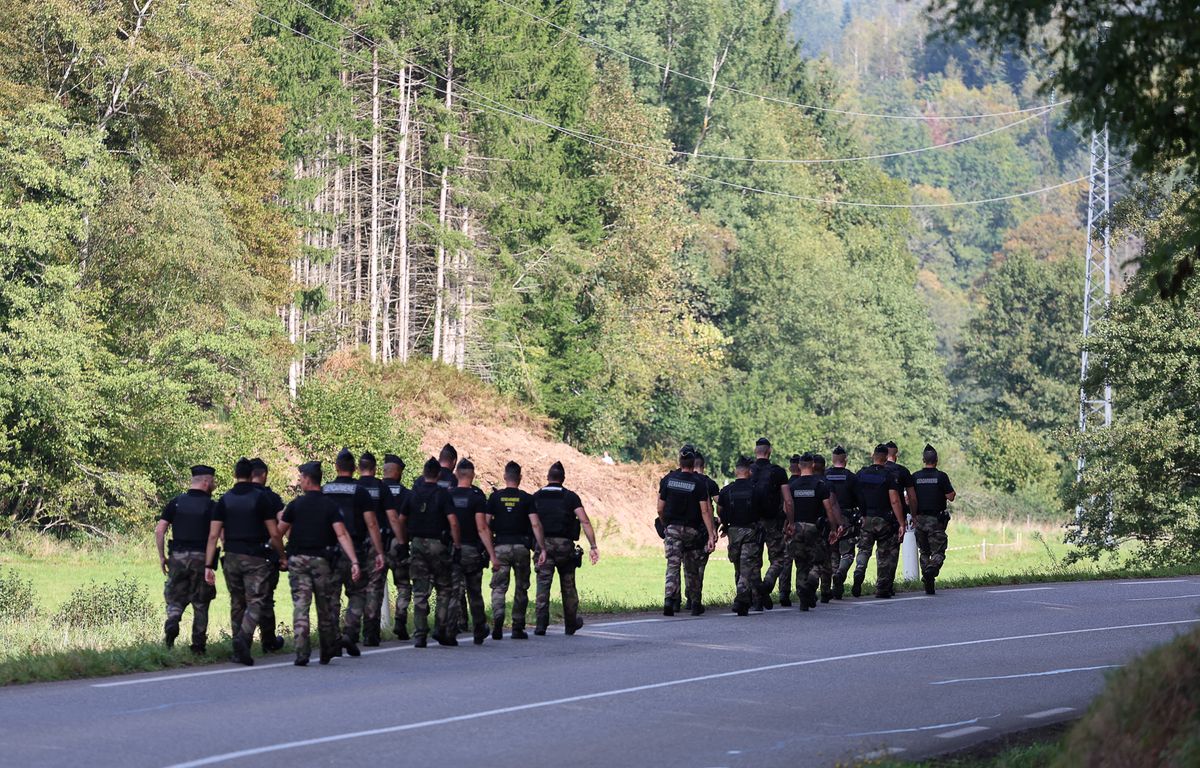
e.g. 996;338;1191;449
280;378;422;469
0;567;38;618
969;418;1060;495
52;575;155;628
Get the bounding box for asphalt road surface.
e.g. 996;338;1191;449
3;578;1199;768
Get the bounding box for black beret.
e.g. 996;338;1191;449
360;451;376;464
298;461;322;478
812;454;826;465
423;457;442;476
383;454;404;468
456;458;474;472
755;437;771;447
800;452;815;463
924;444;936;453
873;443;889;454
233;457;254;477
789;454;802;464
190;465;216;477
735;455;753;469
885;441;898;450
832;445;847;456
337;447;354;462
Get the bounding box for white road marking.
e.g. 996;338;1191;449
1127;594;1200;602
848;716;992;737
935;726;991;739
1118;580;1188;585
162;618;1200;767
93;646;411;688
1030;601;1076;610
987;587;1055;593
590;618;665;628
858;747;907;760
576;630;649;639
1023;707;1076;719
931;665;1121;685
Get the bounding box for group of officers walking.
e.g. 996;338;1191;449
655;438;955;616
155;444;599;666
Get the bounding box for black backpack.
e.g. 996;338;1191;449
749;462;779;519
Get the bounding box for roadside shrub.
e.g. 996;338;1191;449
0;567;38;618
53;575;155;628
279;377;421;468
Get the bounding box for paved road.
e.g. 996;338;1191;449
2;578;1198;768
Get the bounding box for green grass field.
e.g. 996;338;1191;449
0;518;1177;684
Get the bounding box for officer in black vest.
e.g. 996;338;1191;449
204;457;286;665
692;451;721;610
533;462;600;635
381;454;412;640
787;454;843;611
851;445;906;599
248;458;286;654
810;454;840;603
322;448;385;657
448;459;494;645
155;464;217;654
436;443;457;489
657;446;717;616
910;444;956;595
480;461;544;640
356;451;396;646
716;456;763;616
885;442;915;548
403;458;461;647
751;438;794;609
824;446;860;599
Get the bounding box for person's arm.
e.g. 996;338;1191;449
700;499;716;552
204;520;223;585
576;506;599;564
944;474;957;503
780;481;795;534
333;521;361;582
155;519;170;574
529;513;547;566
447;512;462;547
386;507;404;541
889;489;906;540
656;497;667;523
363;510;385;572
476;511;499;567
265;519;287;571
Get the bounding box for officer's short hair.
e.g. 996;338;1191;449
439;443;458;465
504;461;521;481
299;461;322;485
873;443;889;458
233;457;254;479
456;458;475;473
813;454;826;469
335;448;355;473
249;457;268;478
548;461;565;483
358;452;377;472
923;444;938;465
694;451;706;468
423;457;441;479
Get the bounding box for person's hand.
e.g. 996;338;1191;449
374;553;385;573
491;556;501;571
351;562;362;582
897;525;907;542
160;557;168;575
706;536;716;554
784;522;796;538
278;556;288;572
204;567;216;586
451;546;462;565
588;547;599;565
537;549;548;567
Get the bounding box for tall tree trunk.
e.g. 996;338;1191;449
691;38;732;158
396;64;411;362
432;40;454;363
368;47;382;361
456;207;469;371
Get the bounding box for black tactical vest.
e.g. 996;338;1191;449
170;492;213;551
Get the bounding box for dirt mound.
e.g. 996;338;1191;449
419;423;664;553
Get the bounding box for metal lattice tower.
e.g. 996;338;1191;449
1075;126;1113;517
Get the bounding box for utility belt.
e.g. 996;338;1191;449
917;510;952;526
167;541;205;556
495;533;534;548
842;507;863;525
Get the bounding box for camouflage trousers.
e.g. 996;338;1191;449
223;552;273;642
761;520;792;597
163;551;214;646
338;543;375;641
409;538;453;640
490;543;531;628
663;524;706;605
854;516;900;596
725;526;763;608
830;520;860;590
451;544;489;631
535;537;579;629
386;540;412;623
787;523;823;602
914;514;949;578
259;559;280;644
358;541;388;641
812;524;833;590
288;554;340;660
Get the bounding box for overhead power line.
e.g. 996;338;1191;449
493;0;1070;122
249;2;1092;210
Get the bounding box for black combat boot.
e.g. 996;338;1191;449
673;594;683;612
363;617;381;647
492;618;504;641
435;630;458;647
319;640;337;664
413;635;428;649
262;634;285;654
473;624;488;645
164;620;179;649
294;653;309;667
341;633;361;657
832;576;845;600
690;602;705;617
663;600;675;617
758;585;774;611
924;575;936;595
231;634;254;666
565;616;584;635
190;641;206;656
534;613;549;636
512;624;529;640
779;592;792;608
394;612;409;641
851;574;864;598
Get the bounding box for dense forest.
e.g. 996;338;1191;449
1;0;1195;559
